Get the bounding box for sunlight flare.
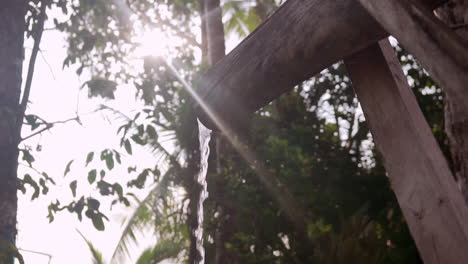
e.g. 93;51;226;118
134;29;173;58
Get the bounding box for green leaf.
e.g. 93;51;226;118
124;139;132;155
64;160;74;176
113;183;123;197
131;134;145;145
97;180;112;196
17;179;26;194
21;149;35;166
88;198;101;210
88;169;97;184
100;150;114;170
146;125;158;140
113;150;121;164
25;114;40;131
105;157;114;170
137;124;145;136
84;78;117;99
39;178;49;195
86;152;94;166
92;215;105;231
22;174;40;200
41;172;56;185
75;197;85;221
70;180;77;197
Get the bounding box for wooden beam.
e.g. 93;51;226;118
196;0;387;129
357;0;468;116
196;0;447;129
344;39;468;264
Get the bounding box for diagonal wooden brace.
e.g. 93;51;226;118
344;39;468;264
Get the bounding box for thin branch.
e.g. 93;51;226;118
21;124;53;142
18;0;48;137
39;49;56;80
21;116;81;142
18;162;42;176
98;104;132;121
18;248;52;264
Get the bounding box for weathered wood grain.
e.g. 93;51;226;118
345;39;468;264
196;0;447;129
357;0;468;118
196;0;387;129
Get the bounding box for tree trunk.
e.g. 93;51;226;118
205;0;225;66
0;0;27;262
435;0;468;204
203;0;230;263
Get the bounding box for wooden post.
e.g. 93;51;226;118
344;39;468;264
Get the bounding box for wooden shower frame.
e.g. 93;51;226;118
197;0;468;262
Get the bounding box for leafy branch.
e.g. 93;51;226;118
21;115;82;142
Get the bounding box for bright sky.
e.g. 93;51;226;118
16;24;160;264
12;1;249;261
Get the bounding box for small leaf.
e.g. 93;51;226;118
97;180;111;196
100;150;114;170
75;197;85;221
17;179;26;194
41;172;56;185
87;198;100;210
85;152;94;166
121;197;130;207
92;215;105;231
131;135;145;145
64;160;74;176
132;112;141;121
84;78;117;99
39;178;49;195
146;125;158;140
25;115;40;131
137;124;145;136
22;174;40;200
124;139;132;155
70;180;77;197
113;150;121;164
88;169;97;184
21;149;35;166
105;156;114;170
113;183;123;197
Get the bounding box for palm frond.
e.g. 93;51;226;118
77;229;106;264
135;240;184;264
110;168;176;263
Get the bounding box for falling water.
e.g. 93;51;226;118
195;119;211;264
158;57;213;263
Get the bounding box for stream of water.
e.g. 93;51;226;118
195;120;212;264
159;57;212;263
